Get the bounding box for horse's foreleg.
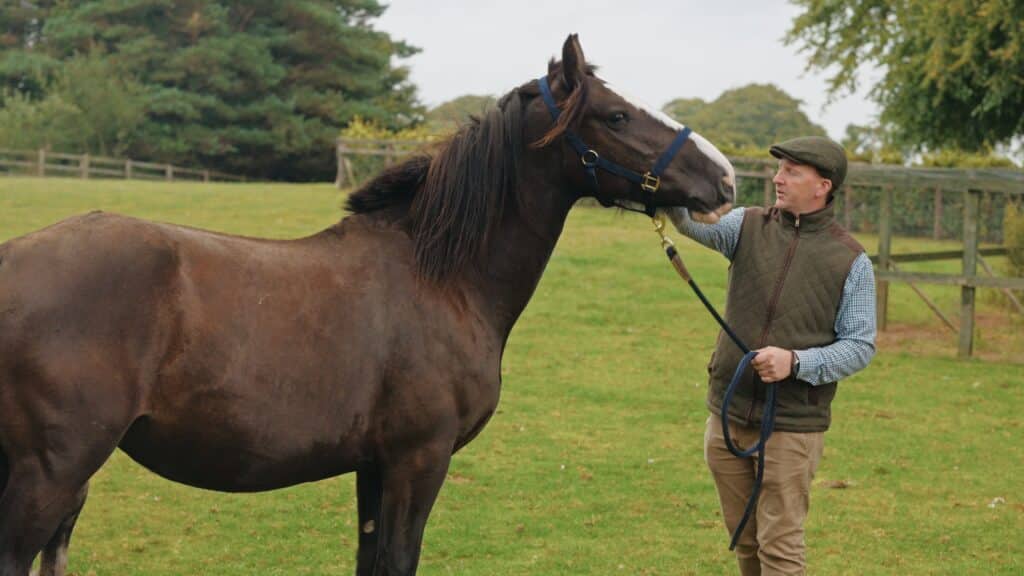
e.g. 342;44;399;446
374;443;453;576
36;483;88;576
0;460;89;576
355;465;382;576
0;406;121;576
0;446;7;501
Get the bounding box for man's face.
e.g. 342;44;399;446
772;158;831;214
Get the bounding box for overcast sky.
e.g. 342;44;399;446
374;0;880;141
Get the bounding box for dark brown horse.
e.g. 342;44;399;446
0;36;734;576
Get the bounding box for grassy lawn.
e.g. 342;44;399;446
1;177;1021;575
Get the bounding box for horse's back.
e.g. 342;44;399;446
0;210;181;362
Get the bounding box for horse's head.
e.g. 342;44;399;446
532;35;735;222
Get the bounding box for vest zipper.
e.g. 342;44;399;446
745;215;801;423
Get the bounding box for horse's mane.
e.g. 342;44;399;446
345;63;593;282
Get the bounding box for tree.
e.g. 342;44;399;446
0;1;421;180
662;84;827;151
661;97;706;125
425;94;496;133
0;0;60;99
841;123;905;164
787;0;1024;152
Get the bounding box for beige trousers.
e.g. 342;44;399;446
704;415;825;576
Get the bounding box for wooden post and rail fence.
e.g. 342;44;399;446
334;138;428;188
0;148;247;183
338;136;1024;358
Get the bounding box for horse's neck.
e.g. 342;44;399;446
474;177;576;338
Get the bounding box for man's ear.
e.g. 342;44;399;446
561;34;587;89
819;178;833;199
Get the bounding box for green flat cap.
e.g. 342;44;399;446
769;136;847;193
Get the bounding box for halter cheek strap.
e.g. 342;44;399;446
538;76;692;217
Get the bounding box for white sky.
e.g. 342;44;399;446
374;0;880;141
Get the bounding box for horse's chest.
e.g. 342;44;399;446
454;384;500;452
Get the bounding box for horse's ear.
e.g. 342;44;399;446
561;34;587;89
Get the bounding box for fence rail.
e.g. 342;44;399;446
335;137;433;188
0;148;247;182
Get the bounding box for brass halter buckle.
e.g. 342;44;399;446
641;172;661;194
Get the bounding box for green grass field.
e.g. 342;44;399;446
1;177;1021;575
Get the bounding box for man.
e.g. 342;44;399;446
669;136;876;575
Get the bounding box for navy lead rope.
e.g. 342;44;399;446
653;217;776;551
537;76;692;217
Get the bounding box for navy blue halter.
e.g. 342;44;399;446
538;75;692;217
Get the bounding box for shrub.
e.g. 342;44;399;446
981;202;1024;311
337;117;441;187
1005;202;1024;301
0;52;145;156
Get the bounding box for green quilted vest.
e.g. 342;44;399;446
706;203;864;432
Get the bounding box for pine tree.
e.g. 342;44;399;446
1;1;421;180
0;0;60;99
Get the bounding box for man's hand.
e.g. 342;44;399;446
752;346;794;383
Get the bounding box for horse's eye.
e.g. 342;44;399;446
606;112;628;127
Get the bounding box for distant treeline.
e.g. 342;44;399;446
2;2;1019;182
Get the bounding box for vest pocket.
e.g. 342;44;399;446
778;379;810;410
808;383;837;407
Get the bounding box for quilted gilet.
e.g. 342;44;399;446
707;203;863;432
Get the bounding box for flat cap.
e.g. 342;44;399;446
770;136;847;193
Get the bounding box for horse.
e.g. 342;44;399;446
0;35;734;576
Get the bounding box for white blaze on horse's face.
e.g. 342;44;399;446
604;82;736;221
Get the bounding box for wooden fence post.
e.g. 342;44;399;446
844;185;855;231
37;148;46;177
876;185;893;332
344;157;355;188
125;159;133;179
203;170;210;182
165;165;174;180
840;185;849;230
933;188;943;239
763;167;773;206
80;154;90;179
958;189;981;358
336;140;347;188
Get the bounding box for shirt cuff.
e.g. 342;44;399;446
792;349;820;385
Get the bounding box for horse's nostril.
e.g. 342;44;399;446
718;177;736;202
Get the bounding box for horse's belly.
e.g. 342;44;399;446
129;300;382;491
118;405;367;492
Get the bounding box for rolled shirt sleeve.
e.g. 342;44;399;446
665;206;745;260
794;253;877;385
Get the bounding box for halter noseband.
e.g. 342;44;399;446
538;75;692;217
